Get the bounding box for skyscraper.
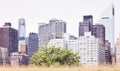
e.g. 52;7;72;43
18;18;27;54
92;24;105;44
38;19;66;48
79;15;93;36
38;23;50;47
83;15;93;25
28;32;38;63
99;5;114;51
49;19;66;38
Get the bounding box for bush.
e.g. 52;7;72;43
30;46;79;67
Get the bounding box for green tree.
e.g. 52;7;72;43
30;46;79;66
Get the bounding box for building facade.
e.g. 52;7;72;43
48;32;105;65
66;39;79;53
99;6;114;51
0;23;18;55
79;15;93;36
116;34;120;65
28;32;38;63
18;18;27;54
104;40;111;64
38;19;66;48
10;52;28;66
92;24;105;44
0;47;9;65
78;32;105;65
48;33;78;53
48;38;66;49
38;23;50;48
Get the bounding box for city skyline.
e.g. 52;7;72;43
0;0;120;41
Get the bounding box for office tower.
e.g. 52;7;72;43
49;19;66;38
38;19;66;48
104;40;112;64
78;32;105;65
92;24;105;44
38;23;50;47
83;15;93;25
99;5;114;51
0;23;18;54
79;21;91;36
116;34;120;65
28;32;38;63
18;18;27;54
79;15;93;36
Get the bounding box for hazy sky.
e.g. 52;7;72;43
0;0;120;41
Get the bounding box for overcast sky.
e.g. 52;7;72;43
0;0;120;41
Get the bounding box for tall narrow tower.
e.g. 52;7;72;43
18;18;27;54
99;5;114;53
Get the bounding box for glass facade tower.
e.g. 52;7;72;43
18;18;26;53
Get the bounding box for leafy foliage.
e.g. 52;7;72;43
30;46;79;66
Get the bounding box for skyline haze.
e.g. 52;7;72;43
0;0;120;41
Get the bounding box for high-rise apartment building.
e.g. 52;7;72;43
92;24;105;44
38;19;66;48
28;32;38;63
18;18;27;54
78;32;105;65
0;23;18;54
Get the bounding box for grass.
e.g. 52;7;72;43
0;65;120;71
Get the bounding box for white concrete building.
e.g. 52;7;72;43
48;33;78;53
78;32;105;65
48;32;105;65
48;38;66;49
66;40;79;53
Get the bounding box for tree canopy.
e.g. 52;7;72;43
30;46;79;66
